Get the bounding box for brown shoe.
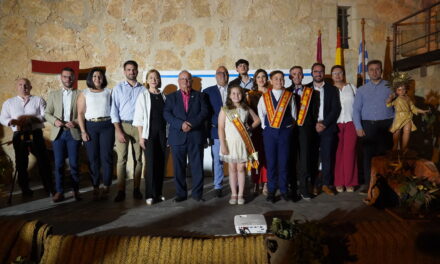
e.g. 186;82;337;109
322;185;335;196
73;191;82;201
52;192;65;203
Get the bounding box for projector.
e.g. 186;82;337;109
234;214;267;234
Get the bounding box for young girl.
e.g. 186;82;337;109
387;73;429;153
218;85;261;205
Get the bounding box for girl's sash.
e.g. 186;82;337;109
297;86;313;126
223;107;259;171
262;90;293;128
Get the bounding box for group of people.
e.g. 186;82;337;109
1;57;420;205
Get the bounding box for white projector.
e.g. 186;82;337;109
234;214;267;234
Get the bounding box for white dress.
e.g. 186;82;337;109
220;107;249;163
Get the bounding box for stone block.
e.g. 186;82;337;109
159;24;196;47
154;49;182;70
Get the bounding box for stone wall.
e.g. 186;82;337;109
1;0;437;174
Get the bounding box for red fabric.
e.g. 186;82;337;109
251;127;267;183
334;122;358;187
316;33;322;63
181;89;191;112
31;60;80;89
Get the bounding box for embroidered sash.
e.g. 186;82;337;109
223;107;259;171
263;90;293;128
297;86;313;126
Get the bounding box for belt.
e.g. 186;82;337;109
62;127;70;131
121;120;133;124
87;117;111;122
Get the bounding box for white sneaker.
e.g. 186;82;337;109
146;198;153;205
160;196;165;201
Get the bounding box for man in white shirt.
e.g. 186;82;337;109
45;67;82;202
0;78;54;197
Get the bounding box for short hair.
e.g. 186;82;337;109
123;60;138;69
251;69;268;91
235;59;249;68
289;66;303;79
367;60;382;70
61;67;75;74
178;70;192;80
86;68;108;89
269;70;284;80
330;65;345;76
311;62;325;72
16;77;31;86
145;69;162;89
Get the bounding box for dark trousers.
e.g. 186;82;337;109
84;120;115;187
52;130;81;193
12;129;54;194
318;132;337;187
144;130;166;199
295;126;319;195
171;142;204;199
263;126;293;194
360;119;393;186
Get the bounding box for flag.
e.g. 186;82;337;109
357;40;369;84
383;36;392;81
316;30;322;63
335;28;344;66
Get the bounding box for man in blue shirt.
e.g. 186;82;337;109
111;60;145;202
353;60;394;194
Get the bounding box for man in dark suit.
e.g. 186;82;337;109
286;66;320;200
307;63;341;196
203;66;229;198
164;70;209;202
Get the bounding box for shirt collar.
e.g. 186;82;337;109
313;82;325;91
123;80;141;88
63;87;73;94
180;88;192;96
17;95;32;100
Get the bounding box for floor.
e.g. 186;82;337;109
0;175;395;237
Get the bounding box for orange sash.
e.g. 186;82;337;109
297;86;313;126
262;90;293;128
223;107;259;170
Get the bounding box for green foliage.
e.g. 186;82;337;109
270;218;330;264
398;176;439;210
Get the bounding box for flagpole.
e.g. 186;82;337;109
361;18;366;85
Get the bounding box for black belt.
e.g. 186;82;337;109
121;120;133;124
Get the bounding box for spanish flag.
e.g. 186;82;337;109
335;28;344;66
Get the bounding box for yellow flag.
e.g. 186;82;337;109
335;28;344;66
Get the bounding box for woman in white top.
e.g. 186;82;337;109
331;65;358;193
133;69;167;205
77;68;115;200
